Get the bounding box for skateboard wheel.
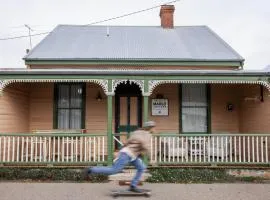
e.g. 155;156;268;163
111;192;118;198
145;193;151;198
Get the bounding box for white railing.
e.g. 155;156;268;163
0;134;107;164
150;134;270;165
1;133;269;166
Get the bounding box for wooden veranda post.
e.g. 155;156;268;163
143;80;149;164
107;79;113;165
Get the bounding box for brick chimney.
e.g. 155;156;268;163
160;5;175;29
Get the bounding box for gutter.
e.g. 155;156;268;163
0;69;269;77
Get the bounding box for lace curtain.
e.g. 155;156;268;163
57;84;83;129
182;84;207;133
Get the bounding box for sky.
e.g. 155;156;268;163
0;0;269;70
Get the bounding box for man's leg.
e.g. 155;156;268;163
89;152;130;175
129;157;146;191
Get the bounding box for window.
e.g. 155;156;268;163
54;83;86;129
181;84;209;133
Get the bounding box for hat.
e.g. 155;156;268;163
143;121;156;128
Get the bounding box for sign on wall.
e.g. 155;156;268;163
151;99;169;116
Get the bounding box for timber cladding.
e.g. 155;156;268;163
239;85;270;133
211;84;241;133
28;82;108;133
29;83;54;131
148;83;242;134
0;83;30;133
0;82;269;136
211;84;270;134
149;84;179;133
148;84;270;134
85;83;107;133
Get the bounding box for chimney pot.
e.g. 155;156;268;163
160;5;175;29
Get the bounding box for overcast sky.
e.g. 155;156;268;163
0;0;269;69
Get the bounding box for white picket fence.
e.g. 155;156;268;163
0;134;107;164
150;134;270;165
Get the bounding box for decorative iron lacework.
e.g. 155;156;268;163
130;80;144;95
112;79;127;94
0;79;109;94
0;80;3;88
1;79;270;96
112;79;145;95
0;80;8;94
148;80;270;95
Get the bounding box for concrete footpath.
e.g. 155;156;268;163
0;182;270;200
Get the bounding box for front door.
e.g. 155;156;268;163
115;83;142;149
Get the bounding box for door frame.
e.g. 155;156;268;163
114;85;142;149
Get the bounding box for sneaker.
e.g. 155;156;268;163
129;186;143;193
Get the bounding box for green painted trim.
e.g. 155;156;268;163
153;133;270;137
1;133;269;137
0;75;266;81
143;96;149;122
207;84;211;133
53;84;57;129
151;162;270;165
81;83;86;129
107;95;113;165
108;79;112;93
53;83;86;129
143;96;149;165
118;125;138;132
1;161;268;166
0;161;107;164
0;134;107;137
25;60;242;67
179;84;182;133
144;80;149;94
181;84;210;134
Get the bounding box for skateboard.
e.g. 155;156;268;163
111;189;151;198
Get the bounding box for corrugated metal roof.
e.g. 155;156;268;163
24;25;244;62
264;65;270;71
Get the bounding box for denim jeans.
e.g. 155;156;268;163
90;152;146;187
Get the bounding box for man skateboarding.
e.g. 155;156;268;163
82;121;156;193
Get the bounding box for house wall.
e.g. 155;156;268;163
149;84;179;133
29;83;54;131
0;83;30;133
85;83;107;133
148;84;245;134
239;85;270;133
29;64;238;70
28;82;108;133
211;84;241;133
2;82;269;136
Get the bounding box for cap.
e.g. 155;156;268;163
143;121;156;128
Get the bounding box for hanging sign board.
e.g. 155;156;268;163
151;99;169;116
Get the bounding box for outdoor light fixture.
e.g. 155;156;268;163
155;93;164;99
227;103;234;111
243;85;264;102
96;91;102;101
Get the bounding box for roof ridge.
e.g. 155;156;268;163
23;25;60;60
205;26;244;62
56;24;208;28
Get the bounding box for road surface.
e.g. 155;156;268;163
1;182;269;200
